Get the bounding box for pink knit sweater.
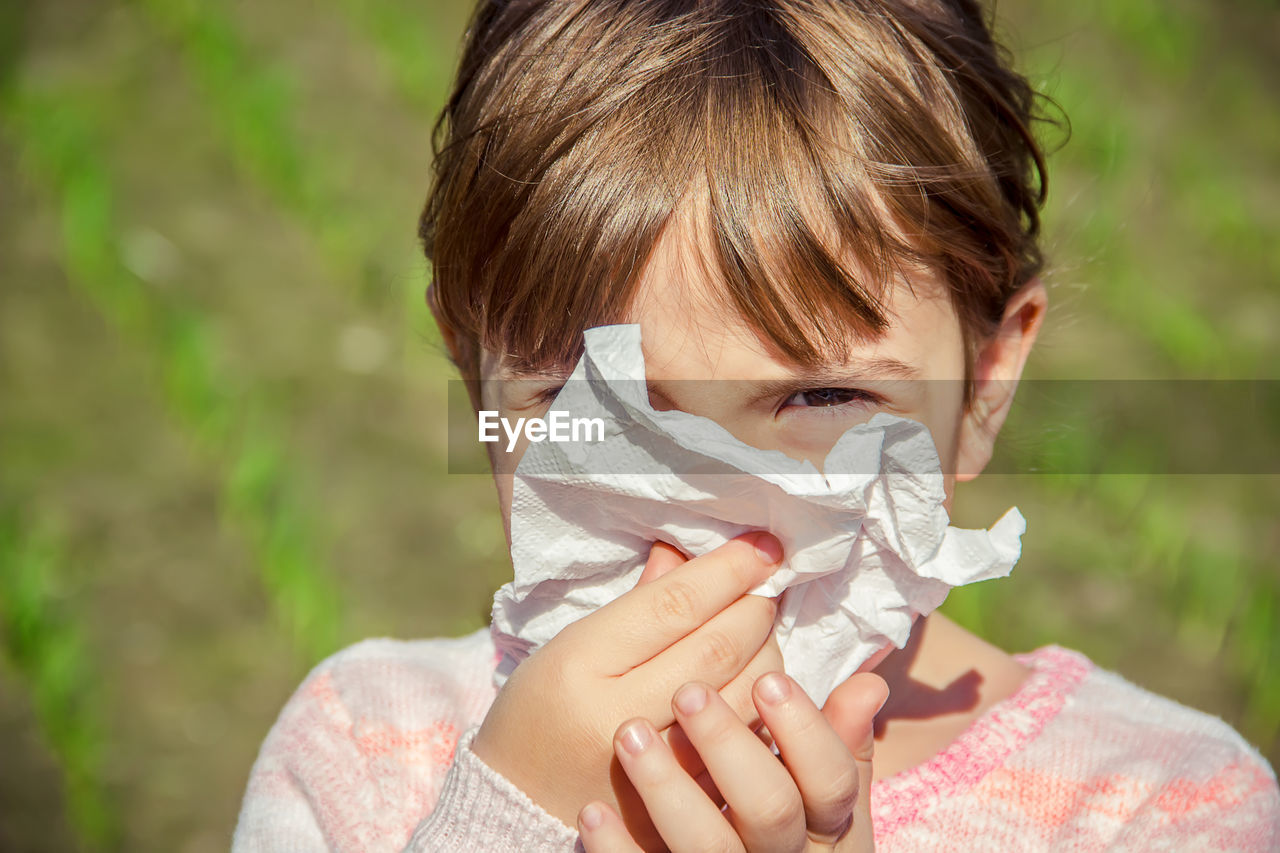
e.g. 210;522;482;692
233;629;1279;851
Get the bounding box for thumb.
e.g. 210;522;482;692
636;540;688;586
821;672;888;758
822;672;888;833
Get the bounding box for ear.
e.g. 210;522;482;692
427;282;483;411
955;279;1047;482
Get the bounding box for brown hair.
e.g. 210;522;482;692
422;0;1052;381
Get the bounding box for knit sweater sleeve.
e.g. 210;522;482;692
232;630;578;853
870;646;1280;852
1105;723;1280;852
1050;665;1280;852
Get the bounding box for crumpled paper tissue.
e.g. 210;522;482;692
490;324;1025;704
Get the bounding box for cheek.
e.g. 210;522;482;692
492;470;514;546
893;297;967;483
483;420;527;547
919;384;966;473
485;435;523;476
477;373;521;545
910;384;966;511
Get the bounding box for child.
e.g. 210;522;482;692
233;0;1279;850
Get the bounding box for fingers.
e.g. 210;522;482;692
672;682;806;851
821;672;889;841
754;672;886;844
578;800;645;853
588;533;783;668
669;630;784;786
715;630;784;727
636;541;688;585
631;592;777;718
636;613;783;801
605;670;886;853
820;672;888;763
610;730;719;852
610;718;745;853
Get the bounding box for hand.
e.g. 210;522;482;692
470;533;786;826
576;666;889;852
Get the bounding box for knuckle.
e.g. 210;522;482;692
752;789;803;834
812;763;860;816
695;714;739;750
729;692;760;729
737;646;774;684
692;830;741;853
653;579;700;626
712;672;761;728
723;596;775;647
818;811;855;845
787;708;825;742
698;630;742;670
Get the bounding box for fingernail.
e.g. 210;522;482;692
674;682;707;715
757;672;791;705
580;802;605;831
752;532;783;565
620;721;652;755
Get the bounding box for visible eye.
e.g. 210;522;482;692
781;387;882;409
500;377;567;413
532;384;566;406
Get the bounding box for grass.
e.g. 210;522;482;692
937;0;1280;754
2;85;344;663
0;510;118;850
132;0;357;292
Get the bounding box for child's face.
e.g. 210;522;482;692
474;221;1044;538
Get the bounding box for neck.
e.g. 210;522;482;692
869;612;1030;778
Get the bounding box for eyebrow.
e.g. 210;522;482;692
494;364;573;382
754;357;920;385
500;356;920;390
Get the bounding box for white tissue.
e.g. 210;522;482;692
491;324;1025;704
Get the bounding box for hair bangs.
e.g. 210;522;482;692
424;0;1050;378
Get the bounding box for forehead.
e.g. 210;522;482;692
625;208;964;383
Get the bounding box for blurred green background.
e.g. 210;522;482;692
0;0;1276;850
